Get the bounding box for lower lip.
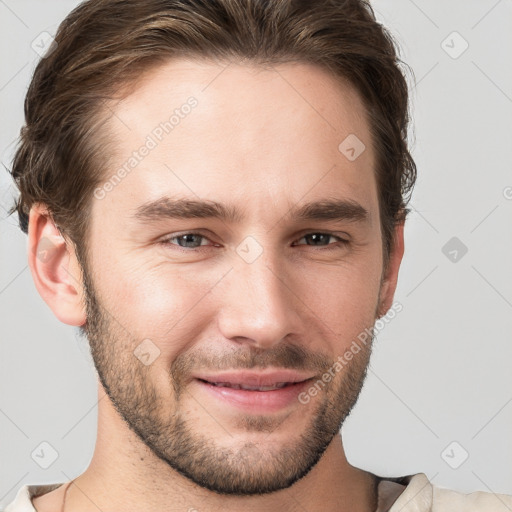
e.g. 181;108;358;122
194;379;313;413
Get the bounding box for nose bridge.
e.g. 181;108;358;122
216;241;302;348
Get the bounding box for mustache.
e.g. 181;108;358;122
170;341;334;394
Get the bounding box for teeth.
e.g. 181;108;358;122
210;382;289;391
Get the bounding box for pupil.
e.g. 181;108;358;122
308;233;328;245
180;234;200;247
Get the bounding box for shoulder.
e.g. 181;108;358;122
433;482;512;511
2;482;65;512
381;472;512;512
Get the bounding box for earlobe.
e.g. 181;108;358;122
27;203;87;326
377;221;405;318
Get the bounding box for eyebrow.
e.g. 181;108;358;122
132;196;370;225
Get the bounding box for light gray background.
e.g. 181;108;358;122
1;0;511;508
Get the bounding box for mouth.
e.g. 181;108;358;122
192;370;316;412
199;380;294;391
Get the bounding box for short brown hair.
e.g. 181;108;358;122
9;0;416;269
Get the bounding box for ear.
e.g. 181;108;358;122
377;221;405;318
27;203;87;326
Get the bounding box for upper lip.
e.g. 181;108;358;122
194;370;315;387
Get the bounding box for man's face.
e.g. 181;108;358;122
80;59;389;495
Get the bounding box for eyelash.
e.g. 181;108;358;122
159;231;349;252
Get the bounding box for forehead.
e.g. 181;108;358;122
109;58;371;147
94;58;378;227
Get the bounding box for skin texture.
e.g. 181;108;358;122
28;59;404;512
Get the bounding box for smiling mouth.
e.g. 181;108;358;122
193;375;315;412
196;379;307;391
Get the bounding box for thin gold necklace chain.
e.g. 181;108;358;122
61;479;74;512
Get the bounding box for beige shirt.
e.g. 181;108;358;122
3;473;512;511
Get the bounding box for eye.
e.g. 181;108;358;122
293;232;349;250
159;231;349;252
160;232;214;250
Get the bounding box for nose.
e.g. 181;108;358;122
215;254;303;350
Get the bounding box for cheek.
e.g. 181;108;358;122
96;261;224;352
293;258;382;349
